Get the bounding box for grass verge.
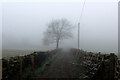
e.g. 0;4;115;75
21;53;58;79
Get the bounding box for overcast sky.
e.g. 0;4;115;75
2;1;118;53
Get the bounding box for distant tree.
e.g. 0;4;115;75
43;18;73;49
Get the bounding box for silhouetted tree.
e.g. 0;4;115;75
43;18;73;49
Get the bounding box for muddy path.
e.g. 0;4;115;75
33;51;78;78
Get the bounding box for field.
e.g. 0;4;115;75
2;49;33;59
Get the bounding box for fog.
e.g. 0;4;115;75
2;2;118;53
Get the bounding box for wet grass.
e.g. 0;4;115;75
21;52;58;79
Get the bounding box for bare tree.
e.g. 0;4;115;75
43;18;73;49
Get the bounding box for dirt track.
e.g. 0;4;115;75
35;51;77;78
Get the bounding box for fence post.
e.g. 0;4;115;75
31;55;34;71
20;56;23;80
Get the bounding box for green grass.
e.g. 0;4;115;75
21;53;58;79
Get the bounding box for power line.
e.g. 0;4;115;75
78;0;86;49
79;0;86;22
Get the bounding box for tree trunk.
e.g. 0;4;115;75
56;39;59;49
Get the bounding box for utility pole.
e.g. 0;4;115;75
78;22;80;49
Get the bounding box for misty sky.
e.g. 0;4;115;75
2;2;118;53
